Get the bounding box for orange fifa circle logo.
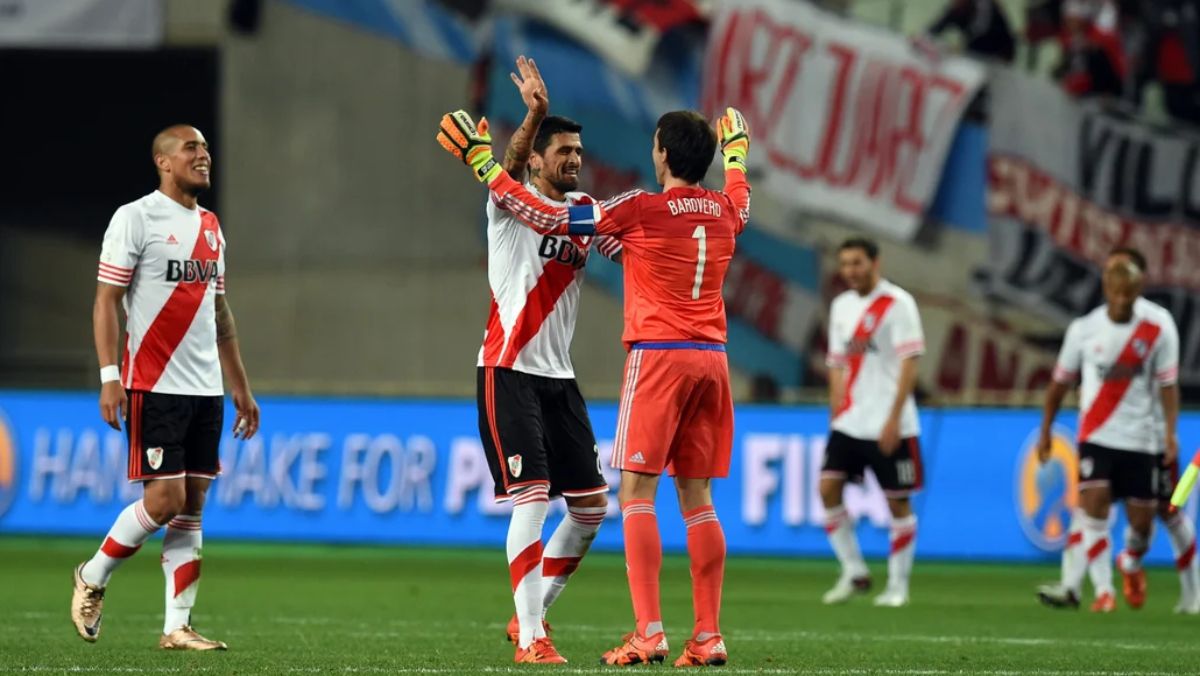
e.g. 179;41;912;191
0;409;17;519
1014;427;1077;551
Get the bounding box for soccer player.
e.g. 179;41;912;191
477;57;617;664
1054;247;1197;612
1036;256;1180;612
71;124;259;650
819;239;925;608
438;102;751;667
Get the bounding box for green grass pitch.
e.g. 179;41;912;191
2;536;1198;674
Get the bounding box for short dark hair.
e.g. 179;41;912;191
533;116;583;154
838;237;879;260
655;111;717;184
1109;246;1146;272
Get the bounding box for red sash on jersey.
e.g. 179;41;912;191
835;295;895;419
1078;319;1161;442
129;212;221;391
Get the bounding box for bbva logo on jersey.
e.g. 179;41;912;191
166;259;219;284
538;235;588;270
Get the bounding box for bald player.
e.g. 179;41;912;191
1036;257;1180;612
71;125;260;650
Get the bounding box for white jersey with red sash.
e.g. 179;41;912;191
97;190;226;396
480;184;621;378
1053;299;1179;453
826;279;925;440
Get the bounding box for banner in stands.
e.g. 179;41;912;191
1;392;1196;565
702;0;987;240
982;68;1200;386
0;0;162;48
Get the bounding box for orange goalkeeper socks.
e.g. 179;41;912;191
622;499;663;637
684;505;725;640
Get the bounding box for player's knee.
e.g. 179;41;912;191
673;477;711;512
566;492;607;510
1079;488;1111;518
180;477;213;516
1158;502;1175;521
1126;505;1155;532
618;472;659;504
819;479;843;508
182;490;208;516
143;484;186;523
887;498;912;518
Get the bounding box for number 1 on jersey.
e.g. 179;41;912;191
691;225;707;300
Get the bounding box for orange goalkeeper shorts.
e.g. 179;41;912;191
609;342;734;478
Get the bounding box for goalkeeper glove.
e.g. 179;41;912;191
437;110;502;184
716;107;750;173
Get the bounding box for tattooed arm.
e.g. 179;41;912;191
501;55;548;178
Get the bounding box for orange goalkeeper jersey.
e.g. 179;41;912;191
488;169;751;348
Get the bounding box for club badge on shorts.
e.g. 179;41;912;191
508;454;523;478
146;447;164;470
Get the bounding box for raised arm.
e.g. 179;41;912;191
501;56;548;178
716;107;752;232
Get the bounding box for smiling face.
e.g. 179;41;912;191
530;132;582;195
154;126;211;196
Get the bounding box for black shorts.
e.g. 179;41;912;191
126;390;223;482
477;367;607;501
821;430;924;497
1078;442;1164;502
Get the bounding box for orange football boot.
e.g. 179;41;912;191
1091;591;1116;613
514;637;567;664
674;635;728;667
599;631;669;666
1121;568;1147;609
505;614;552;645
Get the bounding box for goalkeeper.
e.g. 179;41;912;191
439;104;751;667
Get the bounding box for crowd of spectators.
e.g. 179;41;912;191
921;0;1200;125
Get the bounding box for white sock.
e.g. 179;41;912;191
541;505;604;614
1116;524;1152;575
887;514;917;594
1075;515;1113;596
508;485;549;649
162;515;203;633
1061;510;1083;586
1165;512;1199;603
824;506;868;579
81;499;162;587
